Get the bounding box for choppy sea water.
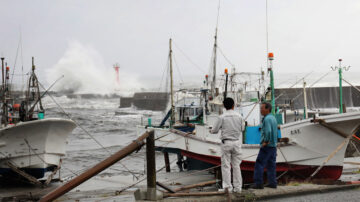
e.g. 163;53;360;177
42;96;169;185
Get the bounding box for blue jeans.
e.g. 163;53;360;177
253;146;277;186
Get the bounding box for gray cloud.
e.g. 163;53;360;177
1;0;360;90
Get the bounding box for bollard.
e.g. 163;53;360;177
146;130;161;200
146;130;156;188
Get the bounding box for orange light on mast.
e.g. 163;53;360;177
268;52;274;60
225;68;228;74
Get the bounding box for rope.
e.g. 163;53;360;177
10;33;21;87
23;138;80;179
172;41;205;74
102;158;178;201
342;78;360;94
217;45;235;69
158;54;170;92
275;71;314;101
172;53;185;84
37;81;140;180
244;101;261;121
291;70;331;102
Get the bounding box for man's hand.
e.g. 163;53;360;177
262;142;268;147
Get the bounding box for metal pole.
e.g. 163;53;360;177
339;66;343;114
39;131;151;202
224;69;228;99
169;39;175;126
1;57;4;87
1;58;6;125
211;28;218;97
303;80;308;119
268;53;275;115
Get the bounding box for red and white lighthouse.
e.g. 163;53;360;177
113;63;120;85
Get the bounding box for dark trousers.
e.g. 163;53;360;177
253;146;277;186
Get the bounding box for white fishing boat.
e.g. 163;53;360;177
0;57;76;181
0;118;76;179
138;111;360;182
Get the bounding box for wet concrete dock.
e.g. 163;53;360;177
1;157;360;201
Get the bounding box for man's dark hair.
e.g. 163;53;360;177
223;97;234;110
262;102;272;112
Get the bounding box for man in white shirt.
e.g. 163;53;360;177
210;97;245;193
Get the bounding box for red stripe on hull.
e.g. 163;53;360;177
181;150;343;183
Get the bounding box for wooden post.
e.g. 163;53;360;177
164;152;170;172
146;130;156;199
39;131;151;202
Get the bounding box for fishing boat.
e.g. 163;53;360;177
0;57;76;182
136;35;360;183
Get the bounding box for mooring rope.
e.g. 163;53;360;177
38;82;140;180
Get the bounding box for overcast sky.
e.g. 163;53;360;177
1;0;360;91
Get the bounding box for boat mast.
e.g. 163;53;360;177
210;1;220;98
211;28;218;98
1;57;7;126
1;57;4;88
169;39;175;125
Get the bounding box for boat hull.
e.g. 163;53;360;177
137;112;360;182
181;149;343;183
0;118;76;179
